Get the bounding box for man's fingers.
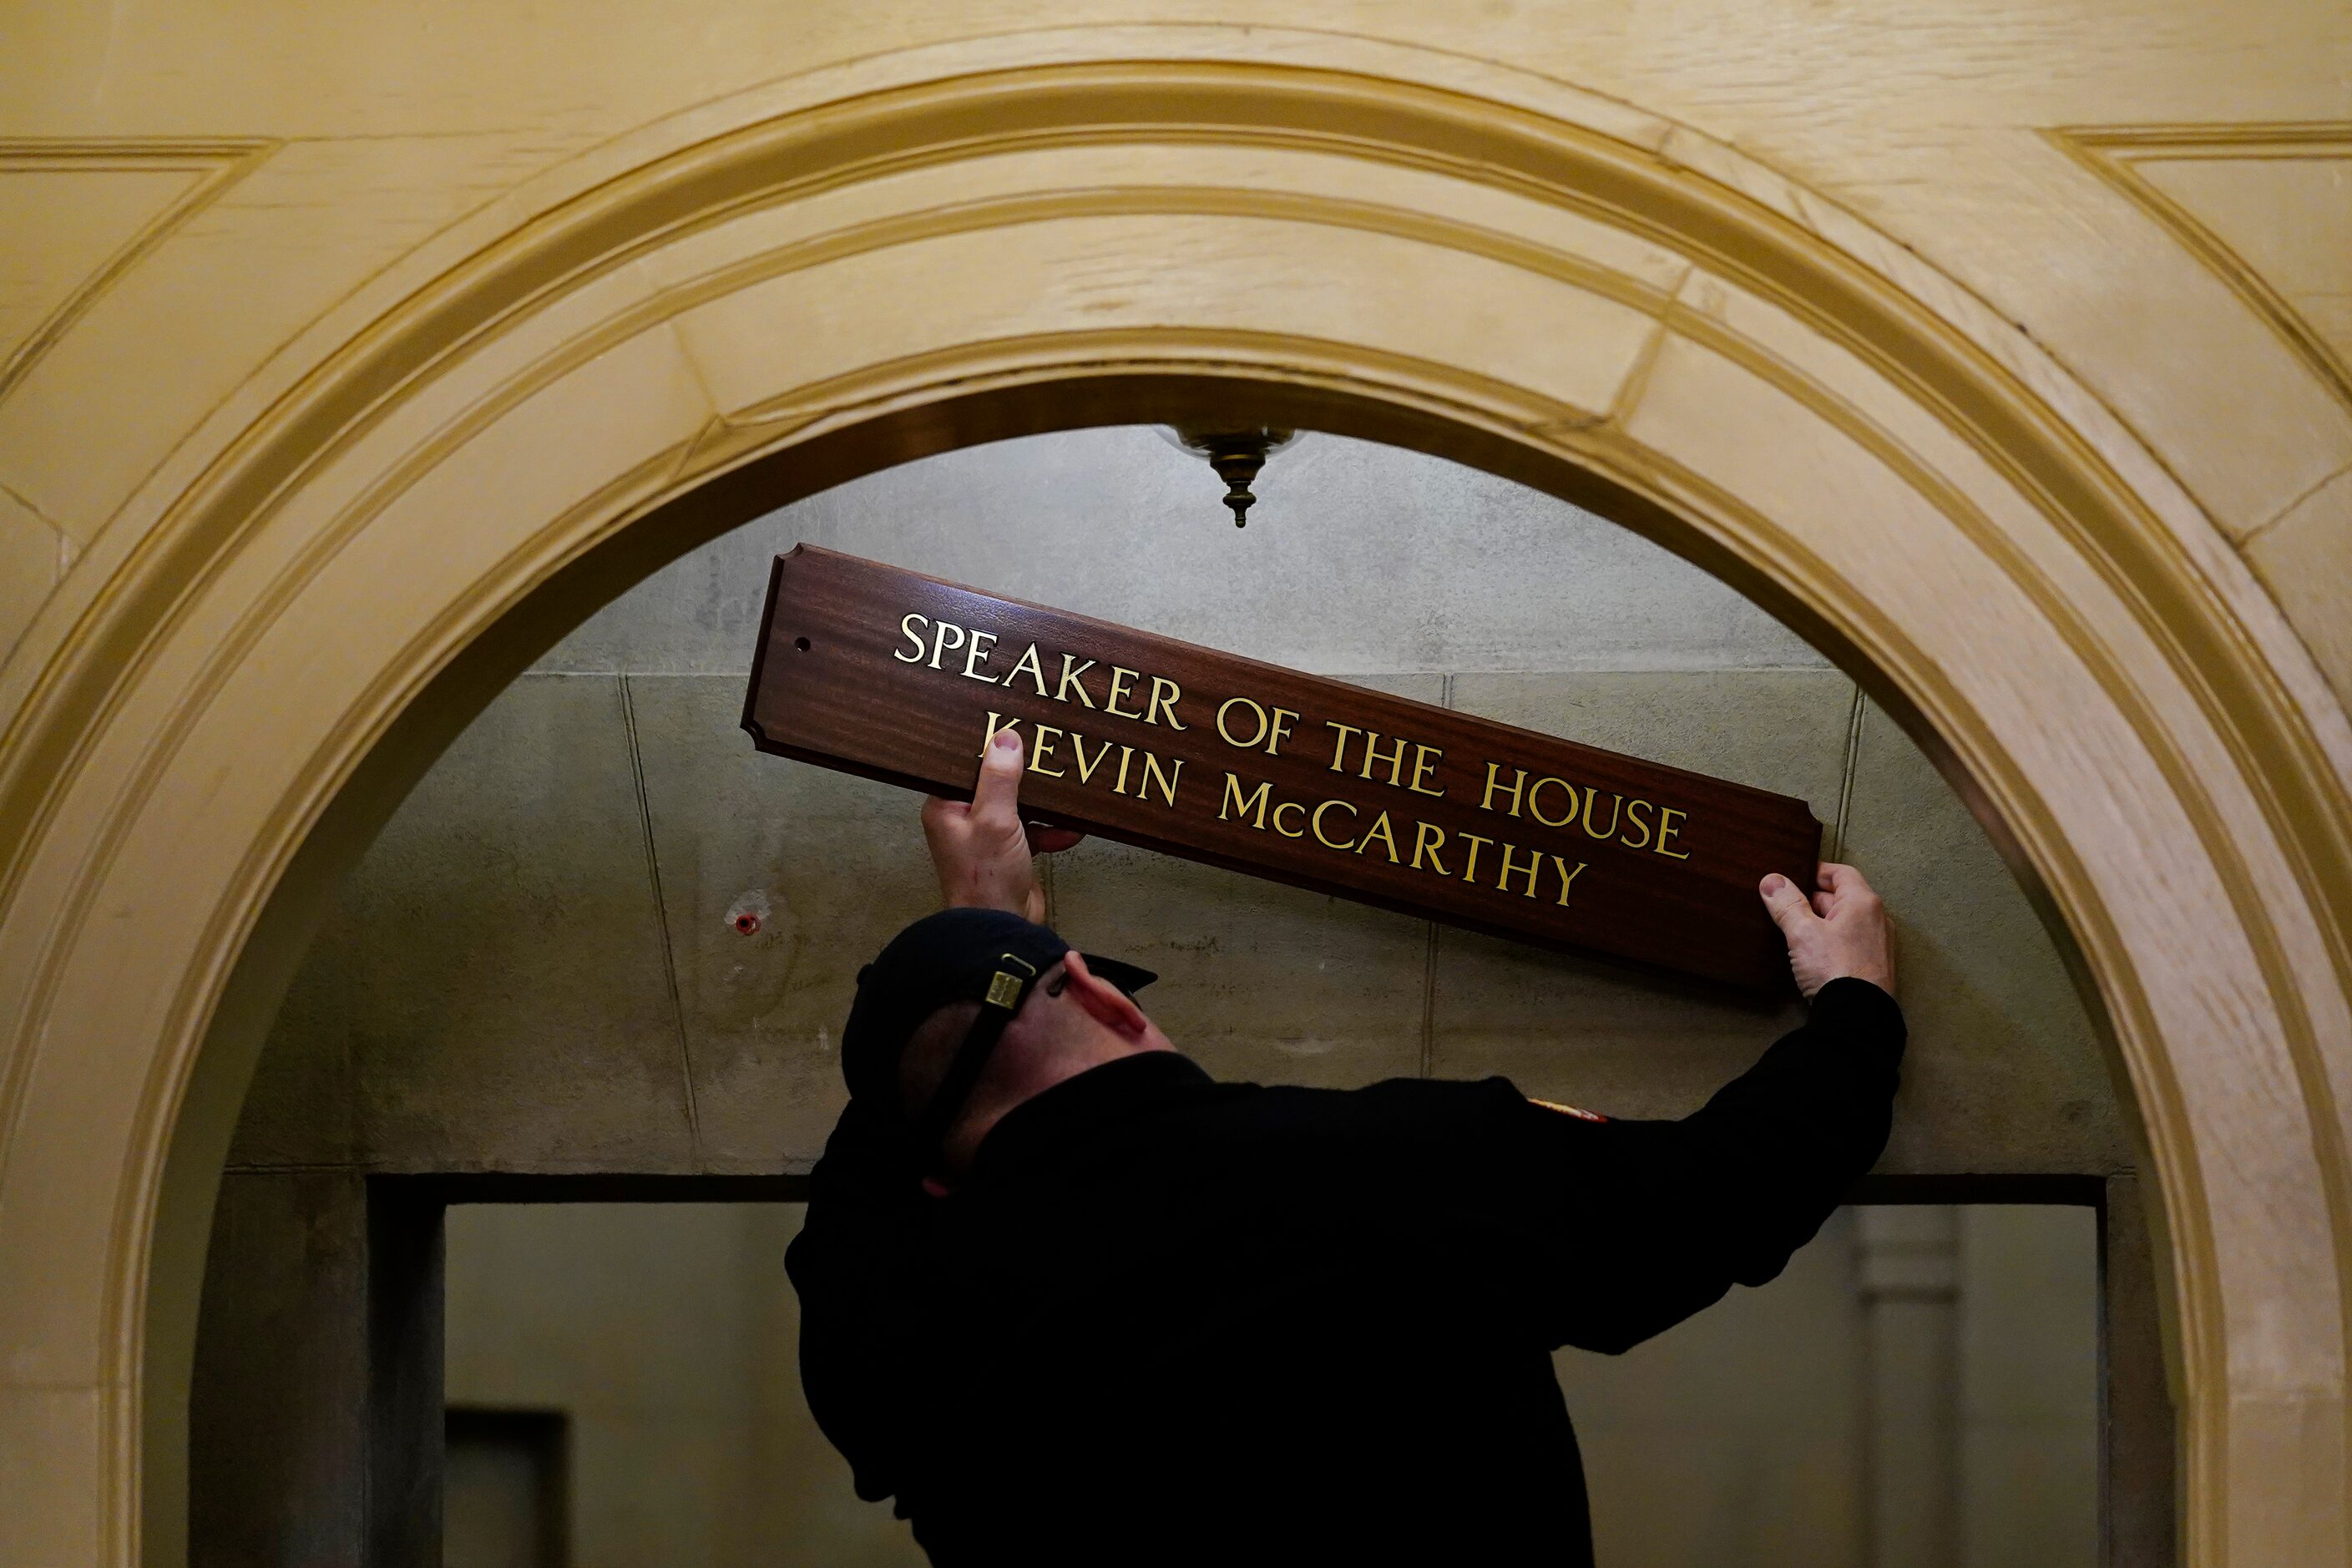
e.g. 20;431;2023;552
1026;824;1085;854
968;727;1026;829
1759;872;1818;935
1817;862;1868;896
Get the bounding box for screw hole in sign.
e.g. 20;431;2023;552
794;636;811;652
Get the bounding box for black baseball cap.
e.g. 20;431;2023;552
841;907;1158;1118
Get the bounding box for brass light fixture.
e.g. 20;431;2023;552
1159;426;1302;525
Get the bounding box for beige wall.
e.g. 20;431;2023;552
5;8;2347;1562
1960;1206;2102;1568
444;1204;921;1568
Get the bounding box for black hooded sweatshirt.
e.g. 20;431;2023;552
787;976;1904;1565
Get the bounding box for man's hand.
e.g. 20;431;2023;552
920;729;1083;923
1759;862;1894;1000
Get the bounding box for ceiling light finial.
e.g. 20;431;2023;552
1160;427;1302;526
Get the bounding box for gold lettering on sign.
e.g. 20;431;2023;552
1217;697;1266;749
1216;696;1297;752
1411;821;1450;874
1657;808;1692;860
1196;768;1598;913
1003;642;1050;696
1140;751;1183;807
976;707;1181;810
1145;676;1188;731
1360;732;1409;787
1029;724;1067;778
1267;707;1298;756
1408;745;1446;798
1312;799;1359;850
1329;722;1444;797
1459;832;1494;883
927;612;1704;914
895;613;930;664
1482;763;1525;817
1470;756;1697;862
1529;776;1580;829
1221;773;1272;829
1070;732;1115;785
928;621;966;670
961;630;999;681
1105;666;1147;721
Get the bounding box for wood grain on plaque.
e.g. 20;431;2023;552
744;546;1819;994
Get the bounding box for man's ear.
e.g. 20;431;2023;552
1059;950;1151;1039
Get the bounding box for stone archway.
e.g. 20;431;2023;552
0;28;2345;1565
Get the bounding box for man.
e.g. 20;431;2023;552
788;728;1901;1565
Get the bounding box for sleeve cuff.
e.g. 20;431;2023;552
1808;976;1906;1050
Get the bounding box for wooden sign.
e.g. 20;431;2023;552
744;546;1820;994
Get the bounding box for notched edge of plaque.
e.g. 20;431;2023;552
739;549;798;751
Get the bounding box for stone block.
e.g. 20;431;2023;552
2244;466;2352;707
190;1171;372;1565
538;429;1825;677
629;674;941;1169
0;1383;102;1567
226;896;360;1167
1048;673;1443;1089
1429;671;1854;1116
1840;703;2127;1174
261;675;696;1171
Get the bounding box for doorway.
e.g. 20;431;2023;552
191;431;2161;1563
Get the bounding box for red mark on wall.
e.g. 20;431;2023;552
725;889;771;938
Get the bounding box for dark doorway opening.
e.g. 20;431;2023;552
191;1174;2162;1566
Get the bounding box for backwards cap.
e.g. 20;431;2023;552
840;906;1157;1120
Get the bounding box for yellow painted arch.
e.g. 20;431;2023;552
0;28;2346;1565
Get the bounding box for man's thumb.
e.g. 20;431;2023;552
969;726;1024;825
1759;872;1816;935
